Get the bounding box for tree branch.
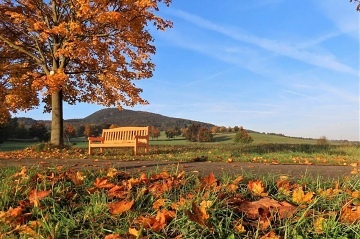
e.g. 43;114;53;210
0;35;43;64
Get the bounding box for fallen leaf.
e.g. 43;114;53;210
186;200;212;227
292;187;313;205
104;234;122;239
350;167;358;175
248;180;268;197
340;202;360;223
314;216;325;234
260;231;281;239
233;220;246;233
135;209;175;232
153;198;166;210
232;176;244;185
234;197;297;230
94;177;115;189
276;179;291;196
66;171;85;186
108;200;134;215
201;173;218;189
10;166;27;179
128;227;140;237
28;189;51;207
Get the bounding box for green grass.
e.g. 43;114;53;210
0;166;359;238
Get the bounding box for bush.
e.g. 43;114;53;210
183;124;213;142
29;122;50;141
234;127;253;144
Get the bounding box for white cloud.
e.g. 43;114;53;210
168;9;359;76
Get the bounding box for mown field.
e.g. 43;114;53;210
1;132;358;165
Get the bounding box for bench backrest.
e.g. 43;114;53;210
102;126;149;144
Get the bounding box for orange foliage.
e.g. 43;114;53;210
0;0;172;140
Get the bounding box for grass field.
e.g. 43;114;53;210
0;166;359;238
1;133;360;238
0;132;359;166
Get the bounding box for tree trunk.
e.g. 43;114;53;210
50;89;64;147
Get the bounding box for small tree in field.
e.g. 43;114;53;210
165;127;181;139
64;124;76;143
83;124;102;138
149;126;160;140
29;122;50;141
234;127;253;144
0;0;172;147
198;127;213;142
211;126;219;134
183;124;213;142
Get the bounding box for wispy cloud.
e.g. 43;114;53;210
168;9;359;76
284;90;318;100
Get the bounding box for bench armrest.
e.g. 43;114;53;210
88;137;104;143
135;135;149;143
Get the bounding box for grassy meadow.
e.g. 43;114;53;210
1;132;360;238
0;132;359;165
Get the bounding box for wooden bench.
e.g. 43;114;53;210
88;126;149;155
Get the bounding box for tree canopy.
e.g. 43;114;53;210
0;0;172;145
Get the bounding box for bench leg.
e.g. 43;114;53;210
134;146;137;156
89;147;92;155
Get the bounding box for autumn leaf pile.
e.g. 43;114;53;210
1;167;360;238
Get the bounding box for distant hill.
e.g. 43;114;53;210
75;108;215;130
17;108;215;130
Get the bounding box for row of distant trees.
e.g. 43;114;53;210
0;118;253;144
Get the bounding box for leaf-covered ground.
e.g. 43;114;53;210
1;166;360;239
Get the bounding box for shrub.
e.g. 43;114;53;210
29;122;50;141
183;124;213;142
234;127;253;144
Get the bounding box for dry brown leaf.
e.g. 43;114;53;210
260;231;281;239
235;197;297;230
107;185;128;199
108;200;134;215
201;173;218;189
28;189;51;207
10;166;27;179
128;227;140;237
232;175;244;185
94;177;115;189
153;198;166;210
276;179;291;196
292;187;313;205
314;216;325;234
104;234;123;239
66;171;85;186
248;180;268;197
350;167;358;175
134;209;175;232
340;203;360;223
186;200;212;227
149;180;173;197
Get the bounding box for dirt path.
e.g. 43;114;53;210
0;157;357;180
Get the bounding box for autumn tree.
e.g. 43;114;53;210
29;122;50;141
350;0;360;11
211;126;218;134
0;0;172;147
234;127;253;144
149;126;160;140
183;124;213;142
64;124;76;143
83;124;102;138
165;127;181;139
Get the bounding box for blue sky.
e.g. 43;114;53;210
15;0;360;141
